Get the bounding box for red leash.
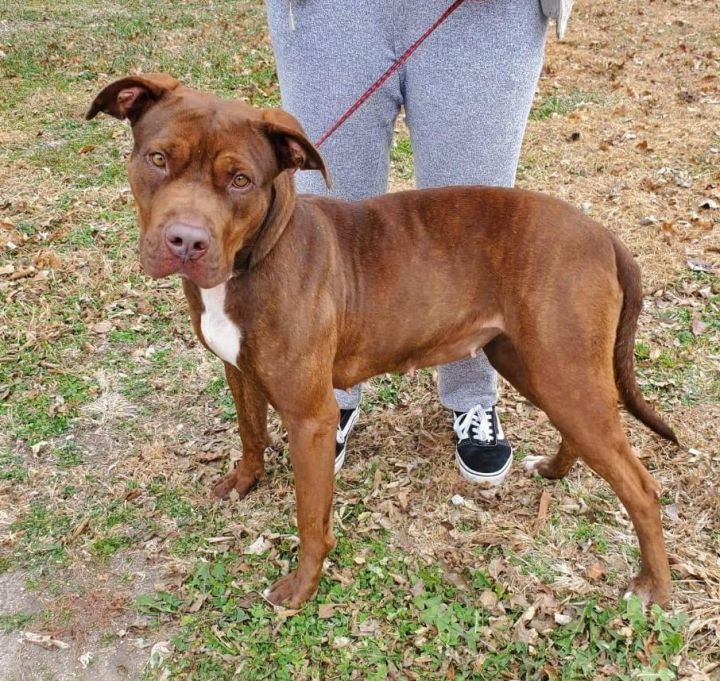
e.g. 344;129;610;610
314;0;468;147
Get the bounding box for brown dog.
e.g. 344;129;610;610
87;74;678;609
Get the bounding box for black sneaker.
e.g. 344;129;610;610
453;405;512;486
335;406;360;473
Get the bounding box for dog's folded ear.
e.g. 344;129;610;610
260;109;331;189
86;73;180;124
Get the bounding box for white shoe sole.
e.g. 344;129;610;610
334;447;346;475
455;448;512;486
334;408;360;474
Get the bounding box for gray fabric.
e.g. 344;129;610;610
266;0;548;411
540;0;575;39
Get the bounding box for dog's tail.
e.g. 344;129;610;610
612;237;678;444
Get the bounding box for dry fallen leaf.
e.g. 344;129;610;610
663;503;680;523
197;451;225;462
187;593;208;613
585;561;607;583
318;603;346;619
148;641;172;669
688;259;718;274
397;490;409;510
244;535;271;555
9;267;36;280
67;517;90;543
513;606;539;645
691;317;708;336
534;490;552;533
236;592;260;609
21;632;70;650
273;607;301;618
33;249;62;269
372;468;382;491
411;579;425;597
660;222;679;237
479;589;498;610
78;651;94;669
91;320;112;334
332;636;351;649
554;612;573;625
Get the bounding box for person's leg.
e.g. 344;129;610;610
265;0;402;410
403;0;548;412
402;0;548;484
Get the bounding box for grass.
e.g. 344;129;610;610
0;613;34;633
0;451;28;483
633;277;720;407
1;0;718;678
529;90;600;120
133;538;687;679
8;504;72;572
390;135;414;182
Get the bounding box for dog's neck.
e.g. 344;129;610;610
232;171;297;273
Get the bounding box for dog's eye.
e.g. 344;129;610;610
231;174;251;189
149;152;166;168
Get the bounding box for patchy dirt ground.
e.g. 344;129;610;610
1;0;718;679
0;561;166;680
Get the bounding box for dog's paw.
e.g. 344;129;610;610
212;463;263;500
523;455;548;475
262;571;318;609
623;573;671;608
522;454;572;480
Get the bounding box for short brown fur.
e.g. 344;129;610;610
88;75;677;609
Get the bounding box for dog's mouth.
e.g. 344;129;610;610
141;250;228;289
139;228;230;289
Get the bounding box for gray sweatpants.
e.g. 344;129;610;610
265;0;548;411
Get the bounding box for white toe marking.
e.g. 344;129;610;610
261;587;278;606
523;455;547;472
200;283;242;367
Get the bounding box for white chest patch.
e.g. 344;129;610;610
200;284;242;367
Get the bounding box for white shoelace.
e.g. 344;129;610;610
453;405;496;443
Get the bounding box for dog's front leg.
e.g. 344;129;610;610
264;400;338;608
213;363;269;500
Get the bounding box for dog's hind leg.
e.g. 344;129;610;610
512;340;671;605
561;418;670;606
484;335;579;479
484;335;537;404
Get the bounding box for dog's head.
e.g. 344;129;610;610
87;74;329;288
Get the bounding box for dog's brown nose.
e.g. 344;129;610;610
165;223;210;262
